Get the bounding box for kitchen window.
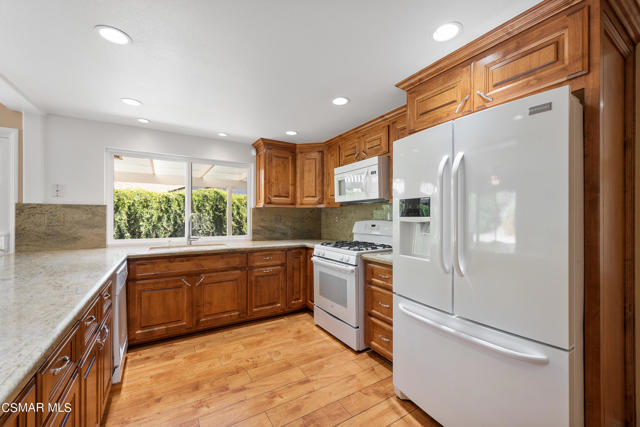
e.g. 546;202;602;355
106;150;251;244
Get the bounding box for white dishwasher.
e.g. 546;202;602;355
112;261;128;383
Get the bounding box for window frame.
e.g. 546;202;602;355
105;148;253;246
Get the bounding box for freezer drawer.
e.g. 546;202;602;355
393;295;583;427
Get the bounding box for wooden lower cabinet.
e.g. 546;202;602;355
194;270;247;328
0;379;36;427
364;261;393;361
286;249;306;310
248;266;285;317
305;248;314;310
44;371;80;427
128;276;193;343
98;313;112;418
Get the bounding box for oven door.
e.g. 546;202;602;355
312;256;359;327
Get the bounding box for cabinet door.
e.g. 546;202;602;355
324;142;340;206
407;64;472;133
255;146;265;207
248;266;285;317
0;379;36;427
128;277;193;343
266;147;296;205
46;371;80;427
98;312;113;419
360;125;389;159
296;150;324;206
472;5;587;110
194;270;247;329
80;338;100;427
286;249;306;310
339;136;359;165
306;248;314;310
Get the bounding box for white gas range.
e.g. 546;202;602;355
312;220;392;351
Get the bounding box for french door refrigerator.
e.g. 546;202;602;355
392;86;584;427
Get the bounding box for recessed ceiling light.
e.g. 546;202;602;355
332;97;350;106
217;132;228;137
137;118;150;124
285;130;298;136
95;25;132;45
121;98;142;106
433;22;462;42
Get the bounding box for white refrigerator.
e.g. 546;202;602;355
392;86;584;427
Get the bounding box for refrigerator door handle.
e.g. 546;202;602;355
437;155;451;273
452;152;465;276
398;303;549;364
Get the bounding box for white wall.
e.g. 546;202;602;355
43;115;253;205
22;112;45;203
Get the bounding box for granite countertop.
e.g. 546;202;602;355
361;251;393;265
0;239;322;405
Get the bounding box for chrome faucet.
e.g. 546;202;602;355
187;213;200;245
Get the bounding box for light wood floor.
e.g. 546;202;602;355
103;311;439;427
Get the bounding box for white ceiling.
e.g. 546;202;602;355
0;0;539;144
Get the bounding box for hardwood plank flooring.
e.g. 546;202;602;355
103;312;439;427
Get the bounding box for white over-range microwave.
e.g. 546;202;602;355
334;156;390;203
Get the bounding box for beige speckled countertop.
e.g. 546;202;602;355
0;240;321;405
361;251;393;265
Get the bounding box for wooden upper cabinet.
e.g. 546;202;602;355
296;146;324;206
472;5;588;110
286;249;306;310
407;64;472;133
360;125;389;159
193;270;247;329
128;276;193;343
324;141;340;206
253;139;297;207
339;136;359;165
248;266;286;317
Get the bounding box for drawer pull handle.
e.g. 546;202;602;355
354;152;359;160
84;315;96;326
194;275;205;287
455;95;469;114
263;269;273;273
378;274;390;279
103;293;111;300
96;326;110;350
50;356;71;375
476;91;494;102
378;301;390;309
263;256;272;260
181;278;192;287
378;335;390;343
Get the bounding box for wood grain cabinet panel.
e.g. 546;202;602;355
365;315;393;361
364;261;393;361
407;64;472;133
255;146;265;207
194;270;247;329
128;277;193;342
44;370;80;427
472;5;588;110
248;266;285;317
247;250;286;268
365;284;393;324
306;248;314;310
286;249;306;310
80;336;100;427
339;136;359;165
324;142;340;206
98;312;113;419
130;252;247;280
296;150;324;206
266;147;296;205
360;125;389;159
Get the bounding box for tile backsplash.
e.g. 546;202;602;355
252;207;321;240
15;203;107;252
320;203;391;241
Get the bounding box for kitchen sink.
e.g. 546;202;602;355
147;243;228;251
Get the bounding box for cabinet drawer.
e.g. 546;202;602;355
366;315;393;361
99;278;113;324
248;250;286;267
472;5;588;110
38;323;79;422
130;252;247;279
407;64;472;133
365;284;393;323
366;262;393;290
80;297;100;352
44;369;80;427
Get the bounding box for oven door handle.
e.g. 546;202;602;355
311;256;356;273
